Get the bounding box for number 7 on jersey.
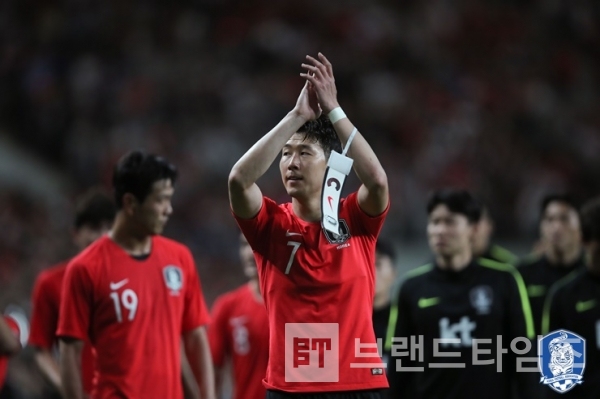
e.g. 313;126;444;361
285;241;301;275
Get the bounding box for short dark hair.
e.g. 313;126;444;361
113;150;178;208
74;188;116;230
580;197;600;243
427;189;482;223
297;115;342;157
540;194;579;219
376;238;396;262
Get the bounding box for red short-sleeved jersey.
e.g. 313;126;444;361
209;283;269;399
0;316;20;389
57;235;210;399
29;261;95;393
234;192;389;392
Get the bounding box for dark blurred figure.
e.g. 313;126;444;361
518;195;585;336
542;196;600;398
473;206;518;264
372;238;396;368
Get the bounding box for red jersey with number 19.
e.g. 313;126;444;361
234;192;389;392
57;235;209;399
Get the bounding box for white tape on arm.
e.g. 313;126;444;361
328;107;347;124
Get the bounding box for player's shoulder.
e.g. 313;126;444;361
154;235;190;253
476;258;522;283
487;244;518;264
477;257;518;272
400;263;435;288
67;236;113;272
36;260;69;285
550;269;587;298
211;285;248;312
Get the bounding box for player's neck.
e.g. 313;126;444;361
373;292;391;310
436;251;472;272
545;245;581;266
292;196;321;222
110;215;153;256
248;279;262;302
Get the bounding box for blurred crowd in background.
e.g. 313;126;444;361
0;0;599;395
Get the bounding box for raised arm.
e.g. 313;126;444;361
301;53;389;216
228;81;321;219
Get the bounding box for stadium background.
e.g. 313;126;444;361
0;0;599;396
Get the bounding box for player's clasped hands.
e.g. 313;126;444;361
299;53;340;116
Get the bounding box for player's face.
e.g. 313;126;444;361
135;178;174;235
540;202;581;254
239;234;257;279
427;204;474;257
279;133;327;201
73;222;112;251
375;252;395;298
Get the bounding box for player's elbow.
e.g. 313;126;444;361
228;166;248;193
367;168;388;192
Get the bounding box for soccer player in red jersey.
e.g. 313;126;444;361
208;234;269;399
58;151;215;399
228;53;389;398
29;189;115;397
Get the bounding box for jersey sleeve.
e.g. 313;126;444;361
233;196;282;254
208;296;229;368
181;248;210;333
57;262;94;341
29;272;59;349
344;192;389;238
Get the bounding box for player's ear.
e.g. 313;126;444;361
122;193;139;215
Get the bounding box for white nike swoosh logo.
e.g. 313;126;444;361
286;230;302;237
110;279;129;290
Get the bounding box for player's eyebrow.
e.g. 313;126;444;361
282;143;313;150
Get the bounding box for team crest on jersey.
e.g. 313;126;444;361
539;330;585;394
163;265;183;295
322;218;351;244
469;285;493;314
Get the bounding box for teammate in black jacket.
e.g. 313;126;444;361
519;194;585;336
542;196;600;399
387;189;535;399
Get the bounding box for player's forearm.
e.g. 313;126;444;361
181;344;200;399
184;328;216;399
35;349;62;391
229;111;307;189
0;318;20;356
59;340;84;399
332;117;388;191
